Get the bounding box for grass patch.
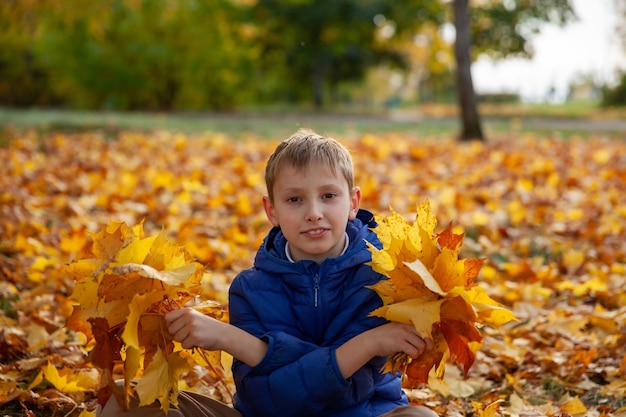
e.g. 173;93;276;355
0;107;461;139
478;101;604;119
1;103;623;140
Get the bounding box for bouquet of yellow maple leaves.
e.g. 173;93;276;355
366;200;517;387
64;220;228;413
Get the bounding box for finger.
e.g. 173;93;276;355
405;342;421;359
424;337;434;351
413;338;426;357
164;308;184;325
167;317;187;336
180;337;195;349
403;334;428;358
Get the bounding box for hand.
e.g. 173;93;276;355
164;307;269;366
335;322;434;379
365;322;434;359
164;307;226;350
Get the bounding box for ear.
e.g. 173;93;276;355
348;187;361;220
263;196;280;227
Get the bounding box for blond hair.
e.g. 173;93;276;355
264;129;355;203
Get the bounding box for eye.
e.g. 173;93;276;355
322;193;337;200
286;196;301;203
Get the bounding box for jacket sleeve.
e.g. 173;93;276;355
232;333;349;417
228;275;389;417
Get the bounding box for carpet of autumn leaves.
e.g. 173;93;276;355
1;127;626;417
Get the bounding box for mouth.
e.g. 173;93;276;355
302;228;328;237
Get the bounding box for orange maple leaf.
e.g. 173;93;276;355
367;200;518;387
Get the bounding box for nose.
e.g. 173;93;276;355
306;202;323;222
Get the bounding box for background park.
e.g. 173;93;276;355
1;1;626;416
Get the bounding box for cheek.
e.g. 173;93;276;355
271;209;296;227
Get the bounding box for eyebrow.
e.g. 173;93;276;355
278;183;345;194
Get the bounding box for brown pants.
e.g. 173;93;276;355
382;405;438;417
98;390;241;417
98;393;437;417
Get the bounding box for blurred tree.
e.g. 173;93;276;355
0;0;577;117
600;0;626;106
245;0;575;139
34;0;255;110
0;0;60;106
247;0;442;108
452;0;575;141
470;0;575;59
601;73;626;107
454;0;482;141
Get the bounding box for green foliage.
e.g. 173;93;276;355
31;0;255;110
601;72;626;107
0;0;578;110
470;0;576;59
0;40;58;107
0;2;60;106
248;0;440;107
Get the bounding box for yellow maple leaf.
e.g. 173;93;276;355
370;298;444;340
134;347;171;411
122;291;171;351
116;235;158;265
405;258;446;296
144;232;193;271
560;395;587;415
111;263;199;287
462;286;518;327
415;200;437;236
432;248;466;292
122;346;141;407
367;200;518;387
67;260;100;308
134;348;190;412
472;400;503;417
42;362;99;393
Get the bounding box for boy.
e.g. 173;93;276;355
100;129;436;417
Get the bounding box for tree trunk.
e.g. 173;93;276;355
453;0;484;142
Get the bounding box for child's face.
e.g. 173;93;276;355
263;161;360;264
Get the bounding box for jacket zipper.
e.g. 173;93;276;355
314;273;320;307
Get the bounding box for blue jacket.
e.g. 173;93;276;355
228;209;407;417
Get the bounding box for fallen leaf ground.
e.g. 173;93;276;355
0;128;625;416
